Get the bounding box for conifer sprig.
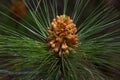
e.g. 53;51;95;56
0;0;120;80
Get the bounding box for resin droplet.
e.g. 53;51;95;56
47;15;78;57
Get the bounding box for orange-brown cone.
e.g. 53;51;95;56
47;15;78;57
10;0;27;20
